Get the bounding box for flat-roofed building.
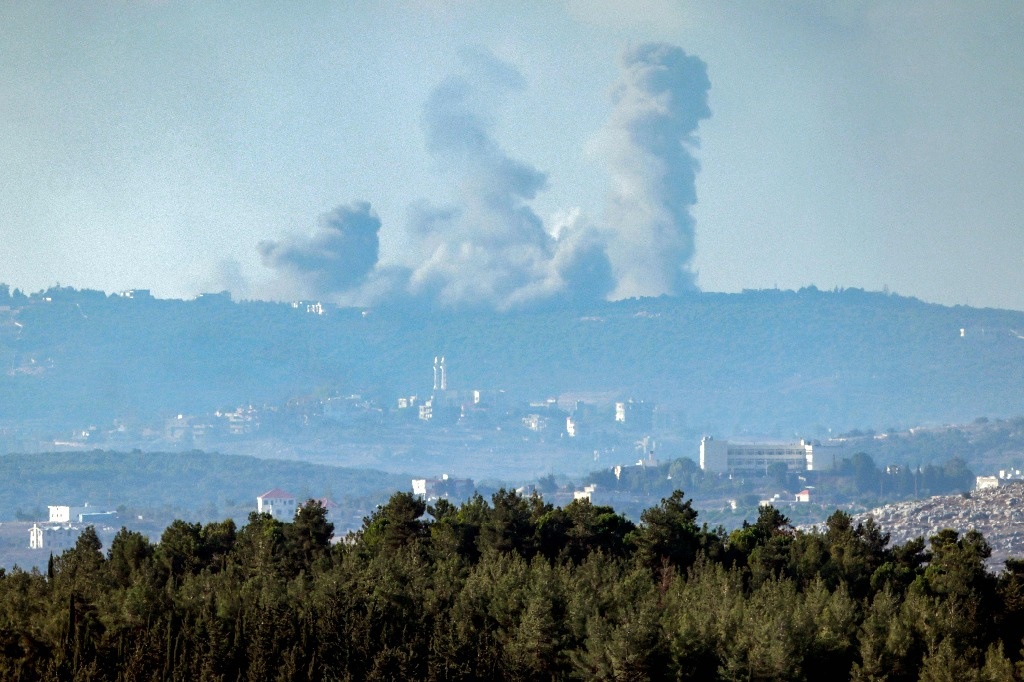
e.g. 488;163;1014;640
700;436;828;474
976;476;1000;491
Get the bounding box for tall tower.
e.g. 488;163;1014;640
433;356;439;391
439;356;447;391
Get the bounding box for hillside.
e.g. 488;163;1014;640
850;481;1024;571
0;450;407;528
3;285;1024;438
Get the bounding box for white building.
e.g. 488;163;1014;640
412;474;473;502
700;436;829;474
522;414;546;432
566;416;577;438
257;488;297;521
614;400;653;428
573;484;597;502
976;476;1000;491
29;523;79;550
49;504;93;523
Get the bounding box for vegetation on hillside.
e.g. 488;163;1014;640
0;450;406;528
4;285;1024;435
1;489;1022;680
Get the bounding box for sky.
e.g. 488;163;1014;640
2;1;1023;310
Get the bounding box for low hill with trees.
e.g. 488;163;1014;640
0;450;407;528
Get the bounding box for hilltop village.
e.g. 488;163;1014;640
4;285;1024;572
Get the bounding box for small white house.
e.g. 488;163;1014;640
573;484;598;502
976;476;1000;491
795;489;811;503
257;489;297;521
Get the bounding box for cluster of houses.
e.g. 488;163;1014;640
28;503;117;551
27;491;344;550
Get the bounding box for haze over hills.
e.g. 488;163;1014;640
2;284;1023;444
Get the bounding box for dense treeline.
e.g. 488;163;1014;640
1;489;1023;680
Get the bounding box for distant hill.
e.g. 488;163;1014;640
2;285;1024;436
0;450;407;528
848;481;1024;571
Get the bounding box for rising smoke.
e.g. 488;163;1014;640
258;202;381;299
401;48;614;310
259;43;709;310
602;43;711;299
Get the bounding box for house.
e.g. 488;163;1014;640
566;416;577;437
257;488;297;521
411;474;474;502
573;484;597;502
614;400;653;429
795;489;811;503
49;503;106;523
976;476;1000;491
29;523;79;551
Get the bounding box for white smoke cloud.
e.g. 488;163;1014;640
258;43;709;309
399;48;613;310
601;43;711;299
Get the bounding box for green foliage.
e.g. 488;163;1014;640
629;490;708;573
1;490;1022;680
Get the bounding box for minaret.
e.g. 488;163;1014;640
433;356;439;391
440;356;447;391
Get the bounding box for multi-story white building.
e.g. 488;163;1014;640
700;436;829;474
257;489;297;521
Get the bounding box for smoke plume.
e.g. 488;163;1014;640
258;43;709;310
398;49;614;310
601;43;711;299
258;202;381;298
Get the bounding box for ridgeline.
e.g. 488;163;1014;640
2;285;1024;437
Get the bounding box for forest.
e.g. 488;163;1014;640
0;489;1022;680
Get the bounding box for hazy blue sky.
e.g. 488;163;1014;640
3;2;1023;310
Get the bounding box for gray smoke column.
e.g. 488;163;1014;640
254;44;707;309
601;43;711;299
405;49;613;309
258;201;381;297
